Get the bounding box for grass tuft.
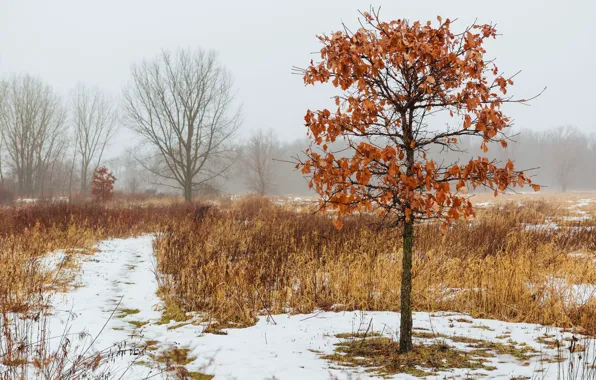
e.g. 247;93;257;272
323;336;494;376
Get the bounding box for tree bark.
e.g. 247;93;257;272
0;149;4;185
81;166;88;193
399;215;414;353
68;143;78;203
398;106;416;354
184;182;192;202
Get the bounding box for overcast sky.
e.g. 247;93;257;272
1;0;594;158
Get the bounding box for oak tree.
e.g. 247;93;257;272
91;166;116;203
297;10;540;353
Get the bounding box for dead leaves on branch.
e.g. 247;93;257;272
299;10;540;229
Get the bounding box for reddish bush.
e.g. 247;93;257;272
91;167;116;203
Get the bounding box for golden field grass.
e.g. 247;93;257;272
0;192;595;377
0;203;198;378
0;203;200;313
153;194;596;336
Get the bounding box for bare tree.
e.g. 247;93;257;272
0;81;6;185
126;171;141;194
67;140;78;202
0;134;5;186
242;129;278;195
123;48;241;201
123;148;142;193
45;156;74;197
72;84;118;192
0;75;66;197
544;125;585;192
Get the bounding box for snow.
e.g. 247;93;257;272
9;236;593;379
568;251;596;265
573;199;594;209
38;249;68;272
569;284;596;305
12;197;68;205
42;235;162;379
535;277;596;306
474;202;493;208
523;221;595;232
562;215;593;221
523;222;561;231
15;198;37;203
155;311;595;379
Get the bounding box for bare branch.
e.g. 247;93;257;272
123;48;241;201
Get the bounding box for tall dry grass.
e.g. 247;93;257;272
0;202;199;378
1;196;595;377
154;197;596;336
0;203;201;313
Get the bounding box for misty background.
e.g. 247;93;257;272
0;0;594;199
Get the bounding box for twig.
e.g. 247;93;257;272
359;318;373;348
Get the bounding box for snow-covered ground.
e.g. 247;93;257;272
41;236;164;379
473;201;493;208
19;236;595;379
571;198;595;209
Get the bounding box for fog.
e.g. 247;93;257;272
0;1;595;199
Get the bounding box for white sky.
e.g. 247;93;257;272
1;0;594;158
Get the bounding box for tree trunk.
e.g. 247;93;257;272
81;166;88;193
0;152;4;185
68;145;78;203
400;108;415;354
399;215;414;353
183;182;192;202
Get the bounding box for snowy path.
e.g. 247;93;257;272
41;236;595;380
46;235;164;379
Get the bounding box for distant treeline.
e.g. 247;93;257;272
220;125;595;196
0;67;593;199
1;122;593;200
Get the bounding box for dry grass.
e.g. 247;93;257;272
322;327;587;377
154;196;596;337
321;335;496;377
150;346;213;380
0;202;198;378
1;194;596;377
0;202;201;312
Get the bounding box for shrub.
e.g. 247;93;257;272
91;167;116;203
